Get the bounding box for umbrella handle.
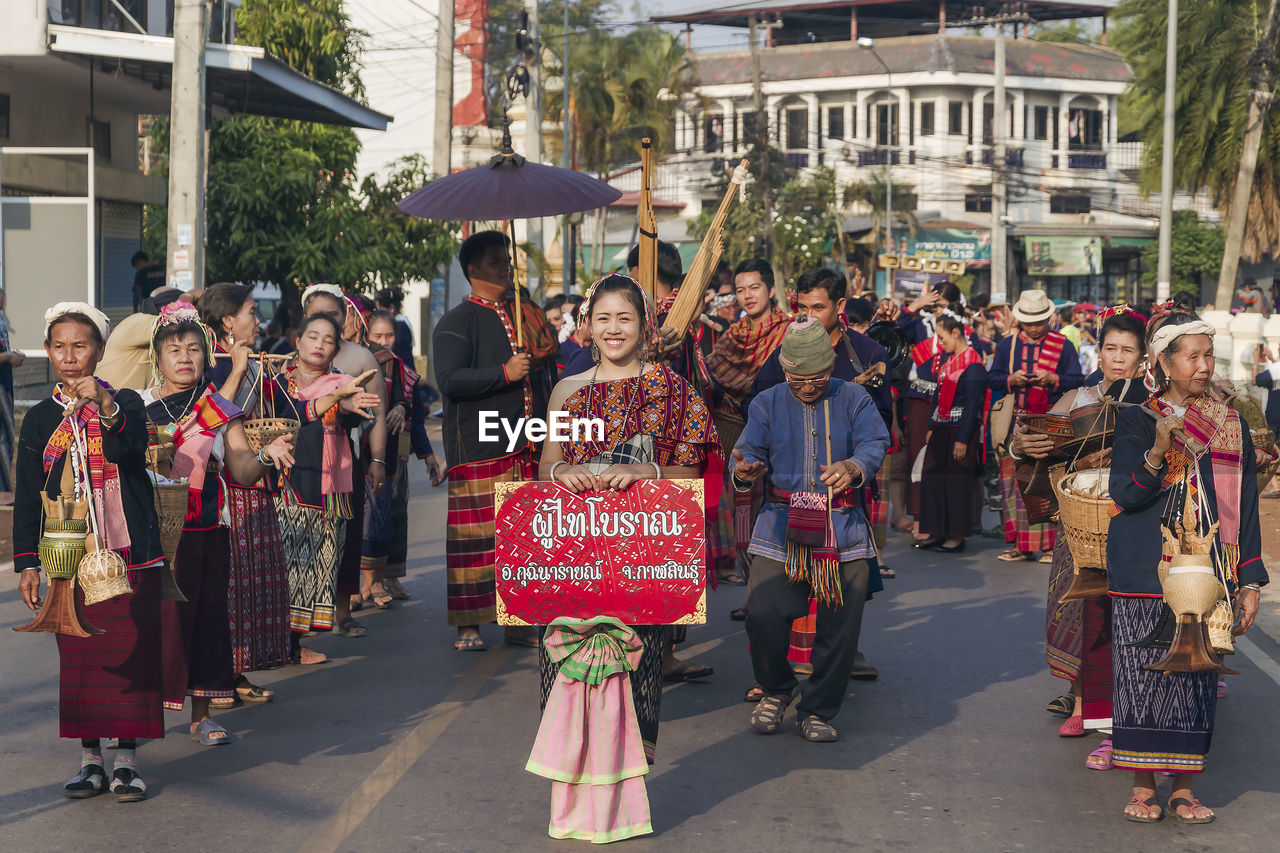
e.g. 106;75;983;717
507;219;524;349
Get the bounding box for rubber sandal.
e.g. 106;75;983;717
209;695;240;710
454;636;487;652
190;718;231;746
730;607;747;621
751;691;795;734
335;617;367;638
879;566;897;578
997;550;1032;562
664;661;714;683
1045;694;1075;717
717;572;747;586
371;591;394;610
385;579;412;600
1058;715;1087;737
349;595;364;613
744;684;765;703
798;715;838;743
1038;553;1054;563
503;633;539;649
1123;795;1163;823
1168;796;1214;824
64;764;107;799
234;678;274;703
1085;739;1114;771
110;767;147;803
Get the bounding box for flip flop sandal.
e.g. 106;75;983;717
1085;739;1114;771
64;764;107;799
751;691;795;734
1123;795;1163;823
1168;797;1215;824
349;596;364;612
879;566;897;578
335;617;368;638
454;636;487;652
1045;694;1075;717
798;715;838;743
209;695;240;710
110;767;147;803
1038;554;1054;563
664;662;715;683
371;591;394;610
730;608;747;622
997;550;1032;562
717;572;747;586
191;718;231;746
744;684;765;703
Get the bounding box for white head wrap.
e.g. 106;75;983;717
44;301;110;342
301;283;346;309
1149;319;1215;359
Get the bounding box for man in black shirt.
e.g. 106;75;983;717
130;252;166;312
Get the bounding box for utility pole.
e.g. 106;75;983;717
166;0;209;293
1214;0;1280;309
748;15;777;269
562;2;573;292
1156;0;1177;301
957;4;1033;299
524;0;543;297
992;22;1007;298
434;0;455;324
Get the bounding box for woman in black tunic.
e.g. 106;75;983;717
916;312;987;552
142;308;294;745
1107;312;1267;824
13;303;163;801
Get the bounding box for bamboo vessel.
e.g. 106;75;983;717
637;138;658;304
662;159;751;337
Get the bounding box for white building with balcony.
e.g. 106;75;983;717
654;0;1200;305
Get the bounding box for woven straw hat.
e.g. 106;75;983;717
1012;290;1055;324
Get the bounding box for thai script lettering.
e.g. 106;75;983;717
529;495;684;549
620;561;701;582
500;561;605;587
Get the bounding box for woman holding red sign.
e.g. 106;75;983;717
533;274;720;840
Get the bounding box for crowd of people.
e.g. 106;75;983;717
13;283;438;800
10;229;1272;835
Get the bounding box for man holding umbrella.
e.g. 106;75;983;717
434;231;543;651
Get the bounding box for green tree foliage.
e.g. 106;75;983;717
1031;19;1096;44
1114;0;1280;261
686;145;799;277
1140;210;1226;294
144;0;456;296
546;25;698;175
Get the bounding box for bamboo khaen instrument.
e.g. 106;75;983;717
637;138;658;303
662;159;751;338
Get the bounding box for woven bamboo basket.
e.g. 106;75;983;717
1253;429;1279;494
1052;470;1113;572
244;417;300;454
152;482;189;563
1207;598;1235;655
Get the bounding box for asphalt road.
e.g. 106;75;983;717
3;464;1280;852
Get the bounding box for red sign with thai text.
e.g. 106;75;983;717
494;478;707;626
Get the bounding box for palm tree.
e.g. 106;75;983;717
1113;0;1280;266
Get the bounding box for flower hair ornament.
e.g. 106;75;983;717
149;301;215;386
1097;303;1147;326
577;273;661;357
344;296;368;344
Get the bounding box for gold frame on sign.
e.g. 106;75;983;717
494;478;707;626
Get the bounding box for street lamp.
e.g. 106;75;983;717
858;36;894;268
